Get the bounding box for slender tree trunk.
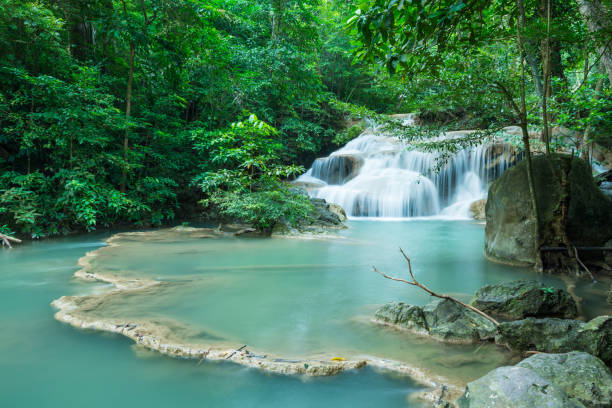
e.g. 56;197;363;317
541;0;552;154
516;8;543;270
517;0;544;97
576;0;612;85
120;41;134;194
581;69;605;164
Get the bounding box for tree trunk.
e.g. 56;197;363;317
120;41;135;194
516;4;543;270
576;0;612;85
541;0;551;153
517;0;544;97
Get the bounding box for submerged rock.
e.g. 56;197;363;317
457;352;612;408
470;280;578;319
485;155;612;267
375;299;496;343
516;352;612;408
495;316;612;365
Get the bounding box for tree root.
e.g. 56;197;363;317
0;233;21;248
373;248;500;326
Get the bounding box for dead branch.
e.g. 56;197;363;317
373;248;500;326
197;347;211;366
573;246;596;281
225;345;247;360
0;233;21;248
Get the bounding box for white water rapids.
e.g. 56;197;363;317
297;119;518;219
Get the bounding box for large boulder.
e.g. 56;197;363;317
310;154;363;185
375;298;497;343
457;352;612;408
495;316;612;365
374;302;428;332
310;198;347;225
516;352;612;408
457;366;582;408
470;280;578;319
485;155;612;266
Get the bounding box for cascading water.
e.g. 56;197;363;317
297;118;519;219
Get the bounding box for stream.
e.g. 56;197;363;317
4;220;600;407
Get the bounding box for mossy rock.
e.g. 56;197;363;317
516;352;612;408
495;316;612;365
470;280;578;319
374;302;428;332
457;366;582;408
458;352;612;408
485;155;612;266
375;299;496;343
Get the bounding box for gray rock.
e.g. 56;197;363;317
495;316;612;365
375;299;496;343
374;302;427;332
516;352;612;408
310;154;363;185
469;199;486;221
470;280;578;319
423;299;497;342
457;366;583;408
310;198;346;226
485;155;612;266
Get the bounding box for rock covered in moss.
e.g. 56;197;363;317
516;352;612;408
457;352;612;408
470;280;578;319
457;366;581;408
485;155;612;266
495;316;612;365
374;302;428;332
375;299;496;343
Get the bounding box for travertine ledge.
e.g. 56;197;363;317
51;227;463;400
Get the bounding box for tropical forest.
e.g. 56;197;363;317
1;0;612;407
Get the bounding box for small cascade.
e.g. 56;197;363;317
296;120;519;219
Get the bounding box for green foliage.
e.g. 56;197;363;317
333;123;366;146
0;0;396;238
192;115;312;232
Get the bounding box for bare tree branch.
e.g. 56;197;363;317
373;248;500;326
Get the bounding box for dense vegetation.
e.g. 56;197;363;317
1;0;610;239
0;0;402;237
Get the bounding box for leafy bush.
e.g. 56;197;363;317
193;115;312;232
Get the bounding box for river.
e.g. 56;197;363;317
0;220;580;407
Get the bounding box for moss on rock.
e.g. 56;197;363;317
470;280;578;320
495;316;612;365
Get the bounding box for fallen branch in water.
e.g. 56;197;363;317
373;248;500;326
197;347;211;366
0;233;21;248
225;345;247;359
573;246;595;281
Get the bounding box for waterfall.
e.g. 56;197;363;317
296;119;519;219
